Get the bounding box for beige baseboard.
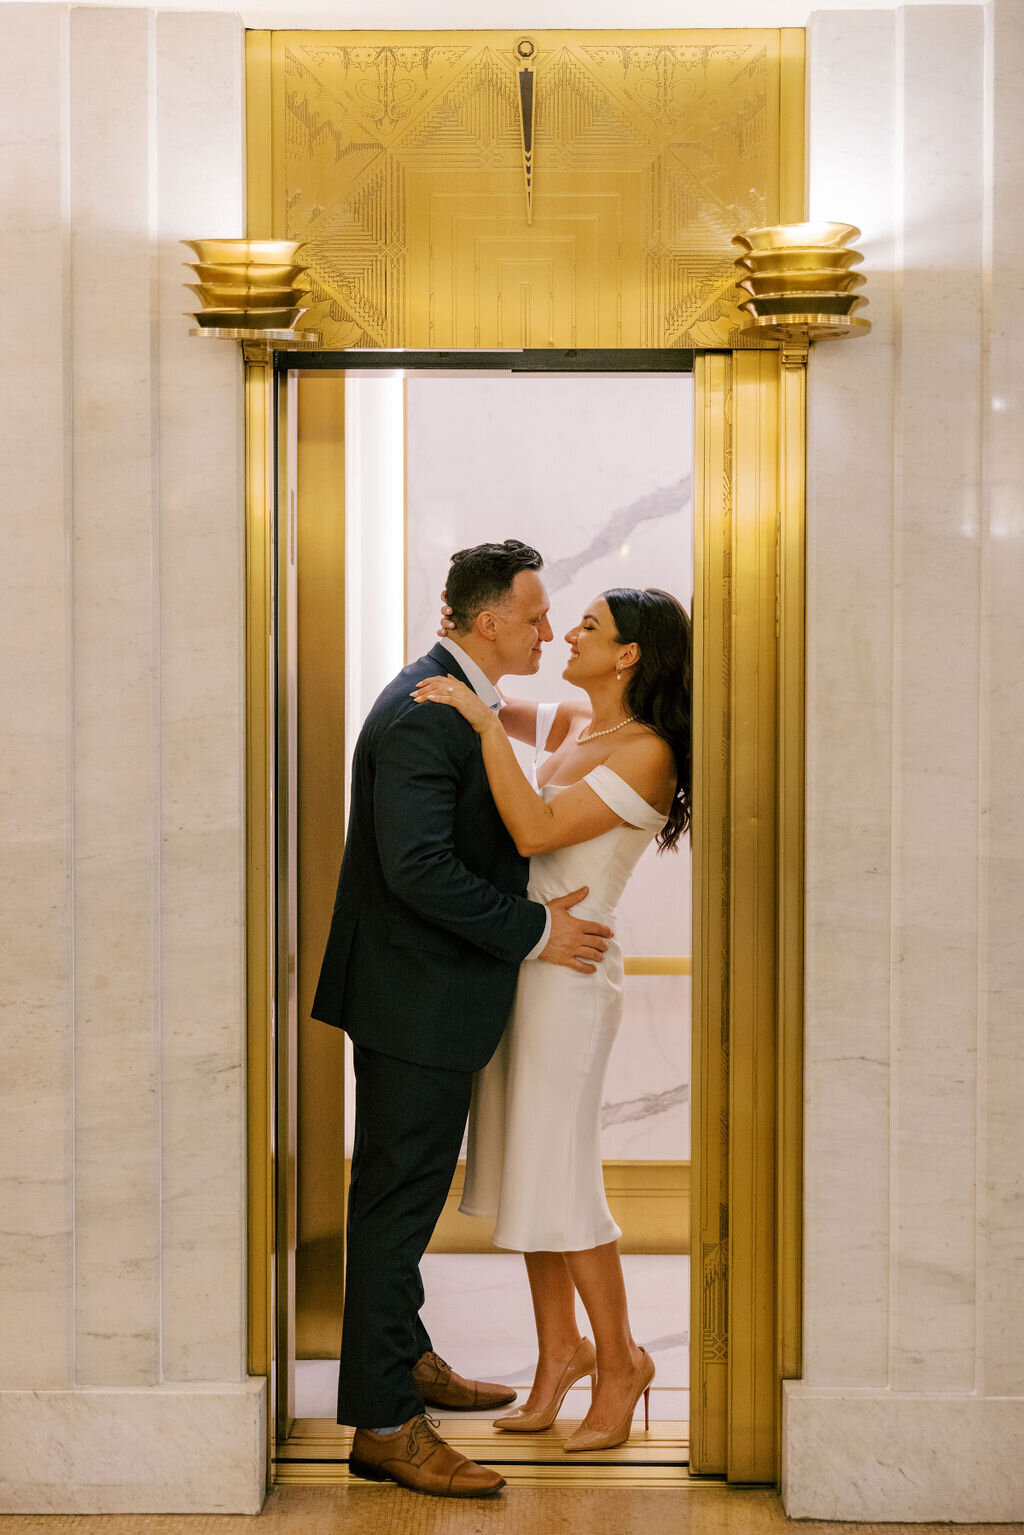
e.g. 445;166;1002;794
0;1380;266;1514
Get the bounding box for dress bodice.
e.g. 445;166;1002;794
525;703;664;922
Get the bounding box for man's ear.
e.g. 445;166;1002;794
475;610;499;643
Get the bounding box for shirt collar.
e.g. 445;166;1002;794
438;637;503;712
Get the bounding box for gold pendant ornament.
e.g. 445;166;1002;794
515;39;536;226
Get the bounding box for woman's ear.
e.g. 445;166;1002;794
618;641;640;672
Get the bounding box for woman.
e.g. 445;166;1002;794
412;587;691;1451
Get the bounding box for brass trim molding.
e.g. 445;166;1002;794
689;349;806;1483
244;360;275;1492
727;351;782;1483
295;375;349;1362
776;346;806;1396
690;354;732;1475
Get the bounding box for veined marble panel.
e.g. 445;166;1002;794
783;1383;1024;1522
803;6;896;1389
0;1379;266;1515
890;2;984;1396
155;10;247;1384
602;977;690;1162
0;1;74;1391
404;373;693;962
982;0;1024;1398
69;4;160;1390
404;372;693;1163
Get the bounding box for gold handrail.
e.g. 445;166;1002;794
623;956;692;976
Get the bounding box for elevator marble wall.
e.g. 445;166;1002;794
405;374;694;1163
786;0;1024;1520
0;2;263;1514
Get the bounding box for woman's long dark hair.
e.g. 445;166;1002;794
603;588;692;852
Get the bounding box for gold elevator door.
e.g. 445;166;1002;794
263;347;802;1485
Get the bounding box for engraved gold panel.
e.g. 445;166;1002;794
255;30;801;349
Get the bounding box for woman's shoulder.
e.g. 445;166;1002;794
607;722;673;761
600;728;675;804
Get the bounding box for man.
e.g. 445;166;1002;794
311;539;612;1499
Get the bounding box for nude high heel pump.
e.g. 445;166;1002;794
563;1346;655;1452
493;1338;598;1432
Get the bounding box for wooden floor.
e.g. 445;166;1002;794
0;1487;1019;1534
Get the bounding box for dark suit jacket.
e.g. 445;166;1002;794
311;644;547;1071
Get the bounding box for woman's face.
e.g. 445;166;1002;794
563;597;621;683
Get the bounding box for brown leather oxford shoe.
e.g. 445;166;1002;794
413;1349;517;1411
349;1414;505;1498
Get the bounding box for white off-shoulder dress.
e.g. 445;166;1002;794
460;704;665;1252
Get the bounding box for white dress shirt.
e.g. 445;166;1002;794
438;637;550;961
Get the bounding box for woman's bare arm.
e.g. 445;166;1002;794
496;697;539;745
498;697;583;750
411;676;671;857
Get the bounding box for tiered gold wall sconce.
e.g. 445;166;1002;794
734;222;870;343
183;238;319;352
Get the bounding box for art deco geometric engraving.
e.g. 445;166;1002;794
269;31;794;349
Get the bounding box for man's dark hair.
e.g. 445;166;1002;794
445;539;543;633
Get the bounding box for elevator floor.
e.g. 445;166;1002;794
295;1252;690;1423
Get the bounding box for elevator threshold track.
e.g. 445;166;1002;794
275;1417;692;1488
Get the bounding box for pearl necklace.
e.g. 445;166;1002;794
577;715;636;745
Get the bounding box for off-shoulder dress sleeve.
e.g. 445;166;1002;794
531;700;561;780
583;764;665;833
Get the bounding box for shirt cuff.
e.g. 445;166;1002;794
523;906;551;962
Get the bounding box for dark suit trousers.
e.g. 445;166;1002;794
337;1043;474;1428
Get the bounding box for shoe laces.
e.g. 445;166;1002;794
419;1350;453;1386
408;1411;442;1454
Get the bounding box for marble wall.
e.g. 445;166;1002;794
405;373;694;1163
4;0;1023;1520
0;3;264;1513
787;0;1024;1519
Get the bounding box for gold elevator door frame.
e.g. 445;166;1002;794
243;23;806;1488
246;349;805;1487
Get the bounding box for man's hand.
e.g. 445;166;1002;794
540;887;612;974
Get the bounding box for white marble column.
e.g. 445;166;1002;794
69;2;161;1392
802;5;896;1394
787;2;1024;1519
0;0;74;1396
982;0;1024;1406
0;4;262;1514
155;7;247;1390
